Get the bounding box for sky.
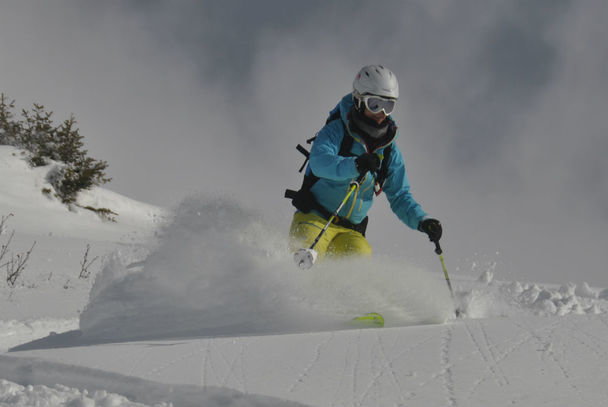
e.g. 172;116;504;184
1;0;607;286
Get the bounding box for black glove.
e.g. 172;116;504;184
418;218;442;242
355;153;380;175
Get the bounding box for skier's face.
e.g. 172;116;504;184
363;108;388;124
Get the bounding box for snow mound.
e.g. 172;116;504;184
456;274;608;318
0;355;308;407
0;318;78;352
79;195;453;342
0;145;166;241
0;379;167;407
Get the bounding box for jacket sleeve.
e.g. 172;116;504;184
382;145;427;230
308;122;360;181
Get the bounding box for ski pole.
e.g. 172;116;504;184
294;173;366;269
432;239;462;318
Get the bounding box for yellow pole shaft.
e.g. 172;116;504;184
438;254;455;298
309;178;362;251
325;183;357;225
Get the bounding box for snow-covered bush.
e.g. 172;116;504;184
0;93;111;205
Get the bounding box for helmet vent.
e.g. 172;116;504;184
353;64;399;99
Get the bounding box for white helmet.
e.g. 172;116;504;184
352;65;399;99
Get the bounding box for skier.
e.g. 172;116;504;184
286;65;442;268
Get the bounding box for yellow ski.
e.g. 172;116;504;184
350;312;385;328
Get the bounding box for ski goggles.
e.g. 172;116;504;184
360;95;396;115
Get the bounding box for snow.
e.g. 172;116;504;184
76;196;452;344
0;318;78;353
0;146;163;241
0;379;169;407
3;145;608;406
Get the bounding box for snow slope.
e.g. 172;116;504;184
6;314;608;406
0;145;165;324
0;146;163;241
2;145;608;406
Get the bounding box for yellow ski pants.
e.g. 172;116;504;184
289;212;372;260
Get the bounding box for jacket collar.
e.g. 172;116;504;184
337;94;398;152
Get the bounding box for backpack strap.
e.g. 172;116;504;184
300;113;352;189
294;109;352;172
285;108;366;234
374;144;392;195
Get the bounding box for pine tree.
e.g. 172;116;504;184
0;94;21;146
0;93;112;207
20;103;56;167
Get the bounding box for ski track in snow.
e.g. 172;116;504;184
288;332;334;394
358;331;405;406
462;320;509;390
403;315;608;406
147;342;201;383
329;331;354;407
440;324;456;407
203;338;248;392
570;320;608;359
350;328;438;406
216;339;246;390
201;338;211;388
460;318;556;404
348;329;361;407
373;330;409;405
123;338;253;397
511;318;590;406
7;313;608;406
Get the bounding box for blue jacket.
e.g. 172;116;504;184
307;94;427;230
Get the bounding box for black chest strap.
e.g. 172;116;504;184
284;111;391;236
